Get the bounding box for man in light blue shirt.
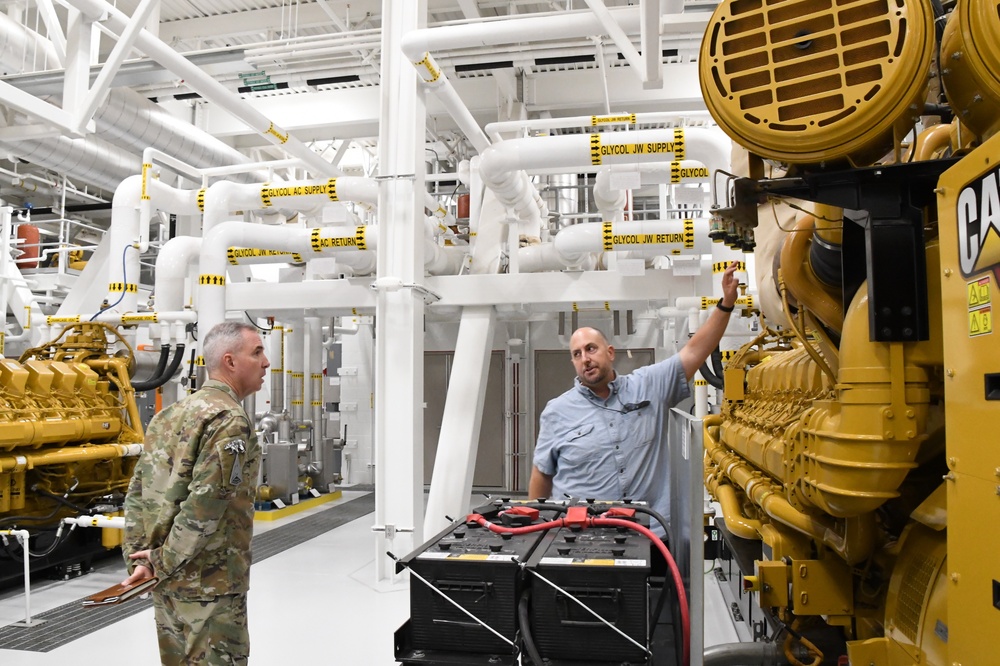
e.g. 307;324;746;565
530;262;739;537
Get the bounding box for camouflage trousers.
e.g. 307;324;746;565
152;591;250;666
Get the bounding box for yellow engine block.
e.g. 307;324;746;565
0;323;144;525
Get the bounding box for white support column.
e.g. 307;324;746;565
373;0;427;582
424;305;496;536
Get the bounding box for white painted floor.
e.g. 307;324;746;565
0;490;740;665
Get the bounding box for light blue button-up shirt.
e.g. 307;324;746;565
533;354;690;537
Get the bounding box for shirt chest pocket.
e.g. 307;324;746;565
560;424;602;466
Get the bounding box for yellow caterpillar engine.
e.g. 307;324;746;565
699;1;999;663
0;323;144;583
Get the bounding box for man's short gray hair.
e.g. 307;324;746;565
203;321;259;372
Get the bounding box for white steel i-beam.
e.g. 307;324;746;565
424;305;496;536
373;0;427;582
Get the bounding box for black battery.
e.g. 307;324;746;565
395;501;552;664
525;519;652;664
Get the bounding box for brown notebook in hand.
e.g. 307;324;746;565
82;577;159;607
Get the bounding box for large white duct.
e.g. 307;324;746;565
0;133;140;193
0;19;260;192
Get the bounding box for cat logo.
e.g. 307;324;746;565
957;163;1000;279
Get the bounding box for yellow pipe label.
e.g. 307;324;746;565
670;162;710;182
683;219;695;248
311;228;366;251
197;188;206;212
602;221;613;251
289;372;304;378
713;261;746;273
736;295;755;308
24;306;30;329
327;178;339;202
591;114;636;125
700;297;713;310
673;128;685;161
694;379;708;386
609;232;688;246
108;282;138;293
122;313;160;323
47;315;80;325
413;52;441;83
141;163;152;201
227;248;303;264
265;122;289;144
589;134;684;166
195;355;205;366
355;226;367;250
199;274;226;286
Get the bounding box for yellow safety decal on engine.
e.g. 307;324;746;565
694;379;708;386
327;178;339;202
969;307;993;337
197;188;206;212
47;315;80;325
591;113;636;126
108;282;138;293
199;274;226;286
602;222;613;251
713;261;746;273
683;219;695;248
122;313;159;323
967;277;991;308
413;52;441;83
266;122;289;144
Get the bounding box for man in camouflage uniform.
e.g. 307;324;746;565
122;321;269;665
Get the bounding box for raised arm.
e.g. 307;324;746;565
678;261;740;381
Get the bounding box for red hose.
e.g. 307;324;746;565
469;512;691;666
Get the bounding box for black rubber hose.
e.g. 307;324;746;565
699;361;724;390
710;347;724;380
132;343;186;392
129;344;169;391
518;590;545;666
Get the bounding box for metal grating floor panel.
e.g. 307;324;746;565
0;492;375;652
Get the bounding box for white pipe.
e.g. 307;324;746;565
424;241;466;276
693;370;708;419
154;236;202;313
0;529;31;625
62;515;126;529
197;222;377;341
555;218;713;257
594;160;710;222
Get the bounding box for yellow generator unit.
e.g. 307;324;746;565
699;1;1000;664
0;323;144;582
700;0;935;166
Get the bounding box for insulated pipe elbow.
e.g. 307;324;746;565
131;345;170;388
154;236;202;313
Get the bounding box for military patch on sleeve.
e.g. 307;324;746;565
224;439;247;485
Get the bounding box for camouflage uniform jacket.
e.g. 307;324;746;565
123;380;260;599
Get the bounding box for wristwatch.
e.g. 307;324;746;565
716;300;735;313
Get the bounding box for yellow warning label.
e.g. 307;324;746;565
197;188;206;212
195;355;205;366
694;379;708;386
967;277;991;308
199;274;226;286
108;282;138;293
327;178;339;202
454;553;489;561
47;316;80;324
413;52;441;83
969;307;993;337
265;122;289;144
